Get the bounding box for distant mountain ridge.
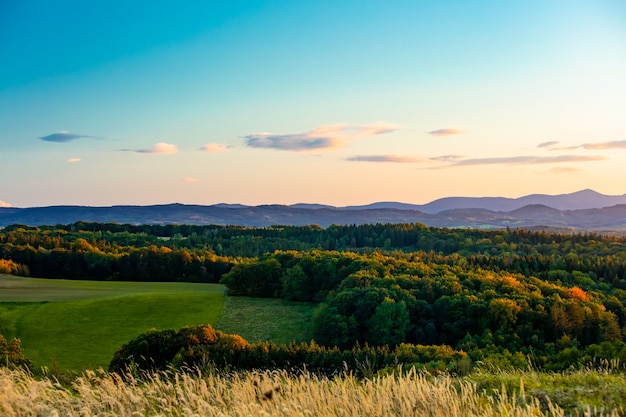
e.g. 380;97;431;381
341;189;626;213
2;189;626;231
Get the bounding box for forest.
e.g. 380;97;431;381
2;221;626;371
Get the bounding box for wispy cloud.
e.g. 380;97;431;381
0;200;12;208
353;122;398;136
447;155;606;167
549;167;581;174
538;141;559;148
40;131;100;143
67;158;81;163
122;143;179;154
557;140;626;150
580;140;626;150
245;122;398;152
201;143;229;153
427;128;463;137
430;155;463;162
347;154;425;163
183;177;201;183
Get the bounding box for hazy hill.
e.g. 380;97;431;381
513;189;626;211
2;189;626;230
343;189;626;214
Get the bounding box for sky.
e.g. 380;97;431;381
1;0;626;208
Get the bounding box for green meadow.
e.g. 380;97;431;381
215;295;315;344
0;274;226;371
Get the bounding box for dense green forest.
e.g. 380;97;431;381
2;221;626;370
3;221;626;283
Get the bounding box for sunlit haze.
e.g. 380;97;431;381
2;1;626;208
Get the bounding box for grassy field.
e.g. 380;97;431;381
3;366;626;416
0;275;226;371
0;274;317;372
216;295;315;344
468;365;626;413
0;273;224;302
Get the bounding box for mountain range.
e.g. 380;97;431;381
2;189;626;231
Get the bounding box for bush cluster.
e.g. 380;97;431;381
0;334;29;369
108;324;469;377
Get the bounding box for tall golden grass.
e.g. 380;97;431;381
0;366;621;417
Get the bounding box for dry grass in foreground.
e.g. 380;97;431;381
0;367;622;417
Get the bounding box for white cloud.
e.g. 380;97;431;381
347;154;425;163
201;143;229;153
245;122;399;152
427;128;463;137
40;131;100;142
131;143;179;154
67;158;81;163
448;155;606;166
572;140;626;150
0;200;12;208
430;155;463;162
352;122;399;136
537;141;559;148
183;177;201;183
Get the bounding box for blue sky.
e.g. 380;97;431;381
1;0;626;207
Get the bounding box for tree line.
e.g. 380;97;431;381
2;222;626;286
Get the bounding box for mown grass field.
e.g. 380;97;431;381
216;295;315;344
0;273;226;302
0;274;226;371
0;274;317;372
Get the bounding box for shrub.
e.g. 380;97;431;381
109;324;243;374
0;259;29;276
109;325;469;377
0;334;30;369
